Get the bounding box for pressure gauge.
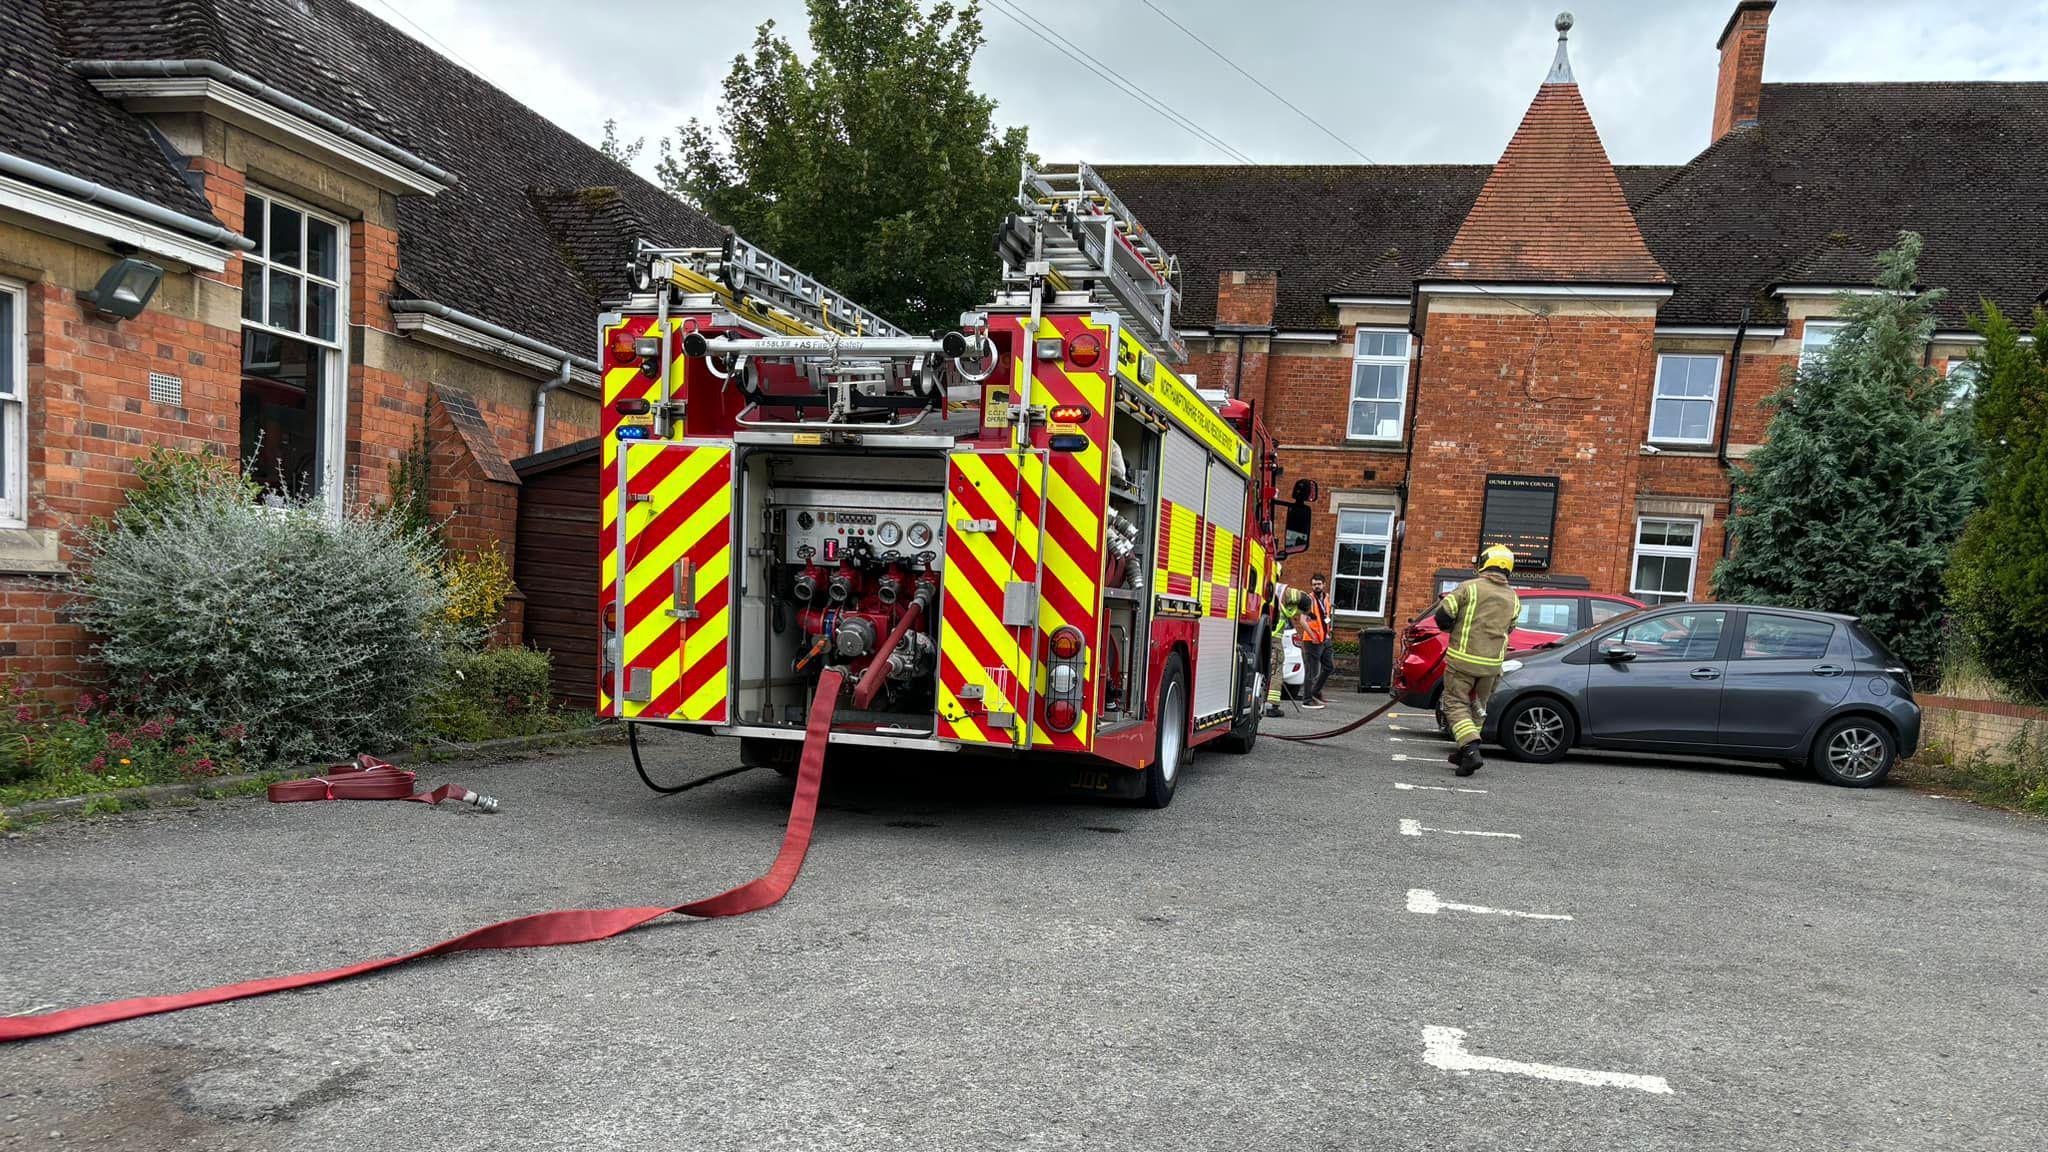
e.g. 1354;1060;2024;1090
876;521;902;547
907;522;933;549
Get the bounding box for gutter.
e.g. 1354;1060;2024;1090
0;147;252;251
69;59;456;189
389;298;599;376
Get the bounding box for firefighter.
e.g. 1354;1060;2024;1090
1265;585;1309;717
1298;574;1334;709
1434;544;1521;777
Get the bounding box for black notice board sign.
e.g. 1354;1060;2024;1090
1479;474;1560;571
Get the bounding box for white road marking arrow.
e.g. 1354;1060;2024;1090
1395;782;1488;794
1422;1026;1673;1095
1399;818;1520;839
1406;889;1571;920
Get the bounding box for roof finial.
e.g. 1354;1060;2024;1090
1548;11;1576;84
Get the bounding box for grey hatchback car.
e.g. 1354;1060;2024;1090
1479;604;1921;787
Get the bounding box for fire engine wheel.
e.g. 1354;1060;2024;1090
1141;655;1189;809
1216;671;1262;754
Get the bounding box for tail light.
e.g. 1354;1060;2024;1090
602;601;617;632
1065;331;1103;369
1045;625;1086;733
606;328;639;368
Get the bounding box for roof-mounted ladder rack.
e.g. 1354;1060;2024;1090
998;163;1184;362
635;233;908;340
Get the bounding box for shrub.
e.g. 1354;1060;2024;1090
66;486;448;765
1945;303;2048;702
443;549;517;642
415;646;575;743
116;446;258;531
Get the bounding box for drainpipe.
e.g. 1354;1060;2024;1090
1231;330;1248;399
0;147;253;251
1717;305;1750;560
533;359;572;454
1392;294;1427;622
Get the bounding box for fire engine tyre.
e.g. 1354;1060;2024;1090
1216;650;1262;754
1498;697;1576;763
1141;655;1189;809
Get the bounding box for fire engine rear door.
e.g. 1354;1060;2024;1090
610;439;736;724
936;448;1049;747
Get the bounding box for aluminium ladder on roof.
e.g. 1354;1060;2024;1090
1002;163;1185;362
635;233;908;340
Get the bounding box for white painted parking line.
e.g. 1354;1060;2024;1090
1406;889;1571;920
1422;1026;1673;1094
1389;736;1404;742
1394;782;1488;794
1398;818;1520;839
1391;753;1411;761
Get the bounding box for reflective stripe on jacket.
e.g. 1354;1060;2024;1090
1436;571;1520;674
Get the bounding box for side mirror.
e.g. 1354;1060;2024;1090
1598;639;1637;663
1290;478;1321;504
1281;501;1313;557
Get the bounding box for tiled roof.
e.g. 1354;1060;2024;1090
32;0;724;352
1426;83;1667;284
1097;164;1681;329
433;383;518;485
1633;82;2048;327
0;3;218;220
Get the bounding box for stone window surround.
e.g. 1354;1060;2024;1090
1327;490;1401;619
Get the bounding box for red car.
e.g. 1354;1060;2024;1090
1393;589;1644;719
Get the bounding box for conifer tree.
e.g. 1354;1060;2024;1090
1713;232;1980;673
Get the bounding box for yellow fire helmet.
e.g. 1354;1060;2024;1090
1478;544;1516;574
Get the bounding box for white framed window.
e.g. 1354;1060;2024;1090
1649;353;1720;444
1;278;26;528
240;189;348;509
1799;320;1845;369
1331;506;1395;616
1347;329;1409;442
1630;517;1700;605
1946;357;1980;404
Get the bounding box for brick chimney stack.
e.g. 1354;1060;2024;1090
1713;1;1775;141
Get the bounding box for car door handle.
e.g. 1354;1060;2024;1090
1689;667;1721;681
1811;664;1844;677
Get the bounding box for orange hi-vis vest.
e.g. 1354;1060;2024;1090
1299;590;1330;644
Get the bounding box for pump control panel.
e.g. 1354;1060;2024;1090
770;487;945;566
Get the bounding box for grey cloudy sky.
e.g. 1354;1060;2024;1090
358;0;2048;173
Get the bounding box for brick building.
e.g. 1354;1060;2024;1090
0;0;720;689
1105;0;2048;635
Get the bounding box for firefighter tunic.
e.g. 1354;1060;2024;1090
1434;570;1521;749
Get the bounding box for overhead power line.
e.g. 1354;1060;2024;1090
985;0;1256;164
1137;0;1375;163
358;0;485;78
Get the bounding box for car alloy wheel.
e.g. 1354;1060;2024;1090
1825;724;1889;782
1513;704;1567;758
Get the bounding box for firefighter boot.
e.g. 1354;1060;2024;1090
1453;743;1484;777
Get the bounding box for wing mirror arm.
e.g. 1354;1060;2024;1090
1598;641;1636;663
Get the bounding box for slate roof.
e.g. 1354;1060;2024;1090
0;3;217;219
1426;82;1667;284
1099;164;1681;330
1632;82;2048;328
26;0;724;352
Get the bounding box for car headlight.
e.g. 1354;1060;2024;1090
1501;659;1524;675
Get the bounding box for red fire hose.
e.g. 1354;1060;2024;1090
0;668;845;1044
264;755;499;810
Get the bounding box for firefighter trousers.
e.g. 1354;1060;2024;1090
1441;666;1498;748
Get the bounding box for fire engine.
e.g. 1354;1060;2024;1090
596;164;1317;806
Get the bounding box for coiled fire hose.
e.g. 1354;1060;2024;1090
265;755;500;811
0;668;844;1044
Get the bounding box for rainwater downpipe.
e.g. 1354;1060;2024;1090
1716;305;1750;559
533;359;572;454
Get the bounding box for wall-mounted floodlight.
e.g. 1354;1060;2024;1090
81;258;164;320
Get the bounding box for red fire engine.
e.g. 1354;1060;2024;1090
597;164;1316;806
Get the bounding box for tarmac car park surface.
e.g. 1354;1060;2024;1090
1;696;2042;1151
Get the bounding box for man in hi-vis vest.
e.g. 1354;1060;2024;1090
1433;545;1521;777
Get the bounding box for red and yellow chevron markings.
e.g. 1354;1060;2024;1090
613;442;734;724
936;314;1110;751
